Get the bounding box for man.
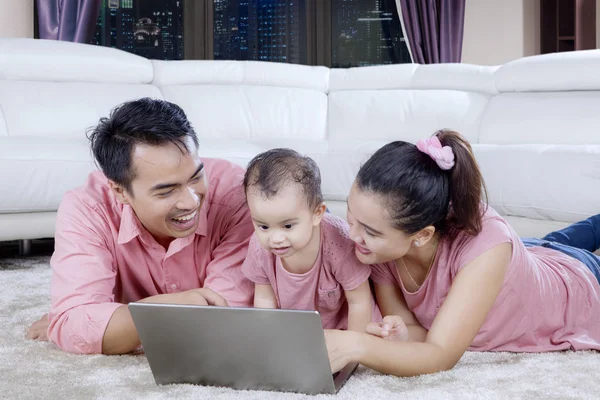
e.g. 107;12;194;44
26;98;254;354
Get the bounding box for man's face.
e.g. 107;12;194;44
110;138;207;248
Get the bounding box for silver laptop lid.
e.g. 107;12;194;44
129;303;340;395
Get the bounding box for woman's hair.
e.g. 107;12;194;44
243;148;323;209
355;130;488;237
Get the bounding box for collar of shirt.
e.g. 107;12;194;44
116;202;210;248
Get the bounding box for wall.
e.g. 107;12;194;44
462;0;540;65
462;0;600;66
0;0;33;38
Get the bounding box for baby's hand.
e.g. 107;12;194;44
366;315;410;341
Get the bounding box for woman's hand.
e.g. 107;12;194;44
324;329;363;373
366;315;410;341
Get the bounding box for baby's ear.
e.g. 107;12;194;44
312;202;327;225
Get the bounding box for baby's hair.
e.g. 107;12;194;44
243;148;323;209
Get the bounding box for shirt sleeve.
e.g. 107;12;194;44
332;249;372;291
325;216;372;291
369;262;398;285
48;193;123;355
202;197;255;307
241;235;271;285
452;214;514;276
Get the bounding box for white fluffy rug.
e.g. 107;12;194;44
2;256;599;400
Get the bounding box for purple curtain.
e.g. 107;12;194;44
37;0;102;43
397;0;466;64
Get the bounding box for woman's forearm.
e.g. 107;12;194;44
354;332;456;377
407;324;428;342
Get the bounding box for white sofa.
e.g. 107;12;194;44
1;38;599;243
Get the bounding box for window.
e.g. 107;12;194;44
213;1;308;64
93;0;185;60
91;0;411;66
331;0;411;67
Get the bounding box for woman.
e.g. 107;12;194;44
325;130;600;377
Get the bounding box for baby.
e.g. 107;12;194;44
241;148;376;331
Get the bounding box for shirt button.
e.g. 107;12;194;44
171;284;178;290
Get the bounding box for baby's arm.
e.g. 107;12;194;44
345;281;373;332
254;284;278;308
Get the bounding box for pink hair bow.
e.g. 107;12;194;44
416;136;455;170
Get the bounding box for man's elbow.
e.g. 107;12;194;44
101;341;137;355
49;331;101;355
48;311;103;355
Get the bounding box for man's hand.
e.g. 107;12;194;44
179;288;229;306
26;313;49;341
366;315;410;341
103;288;228;355
140;288;228;307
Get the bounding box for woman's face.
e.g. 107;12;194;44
346;182;414;265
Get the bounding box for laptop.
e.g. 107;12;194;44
128;302;358;395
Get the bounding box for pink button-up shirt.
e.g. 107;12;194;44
48;158;254;354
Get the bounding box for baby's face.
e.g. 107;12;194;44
246;183;321;259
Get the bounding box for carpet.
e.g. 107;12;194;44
1;256;598;400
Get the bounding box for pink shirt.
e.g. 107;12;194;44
371;207;600;352
242;214;373;329
48;158;254;354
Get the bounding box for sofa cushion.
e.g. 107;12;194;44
152;60;329;92
327;89;489;145
479;91;600;145
475;144;600;223
0;38;153;84
0;107;7;137
0;81;162;140
495;50;600;93
329;63;498;94
0;137;94;212
160;85;328;141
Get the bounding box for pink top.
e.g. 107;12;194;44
48;158;254;354
242;213;374;329
371;207;600;352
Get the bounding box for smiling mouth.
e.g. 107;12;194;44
271;246;291;254
355;243;371;255
171;209;198;222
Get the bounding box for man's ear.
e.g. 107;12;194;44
312;202;327;226
108;180;130;205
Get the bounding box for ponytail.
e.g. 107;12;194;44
436;130;487;236
355;130;487;237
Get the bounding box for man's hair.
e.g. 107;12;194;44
87;97;199;193
243;148;323;209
